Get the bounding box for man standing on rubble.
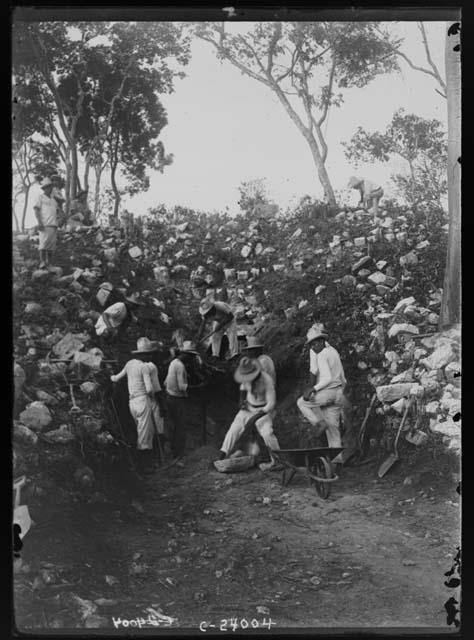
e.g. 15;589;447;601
110;337;166;474
197;298;239;360
347;176;384;218
164;341;201;461
33;177;58;269
213;356;280;468
296;325;346;451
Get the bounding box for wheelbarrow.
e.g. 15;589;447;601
272;447;343;499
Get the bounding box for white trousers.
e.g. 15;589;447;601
221;407;280;456
296;387;344;448
129;395;164;450
211;318;239;358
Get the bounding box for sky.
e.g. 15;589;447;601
20;21;448;228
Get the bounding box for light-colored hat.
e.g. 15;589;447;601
180;340;199;355
132;337;158;354
347;176;362;189
199;298;215;316
306;323;328;344
99;282;114;293
242;336;264;350
41;177;53;188
234;356;262;383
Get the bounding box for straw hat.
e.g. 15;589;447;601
132;337;159;354
125;292;143;306
347;176;362;189
180;340;199;355
99;282;114;293
41;177;53;188
199;298;215;316
234;356;261;383
306;323;328;344
242;336;264;351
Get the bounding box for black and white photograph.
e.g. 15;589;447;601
12;7;461;633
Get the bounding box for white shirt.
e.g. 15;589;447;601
165;358;188;397
258;354;276;386
309;343;346;392
34;192;58;227
112;359;159;399
361;180;381;196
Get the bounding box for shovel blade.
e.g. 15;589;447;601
377;453;399;478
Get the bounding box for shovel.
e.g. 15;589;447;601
378;398;412;478
357;393;377;457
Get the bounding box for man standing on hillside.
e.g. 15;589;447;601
197;298;239;360
296;324;346;453
348;176;384;218
33;177;58;269
110;337;165;474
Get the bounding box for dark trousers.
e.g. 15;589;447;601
166;395;188;458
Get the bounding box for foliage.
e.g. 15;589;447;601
237;178;269;213
343;109;447;212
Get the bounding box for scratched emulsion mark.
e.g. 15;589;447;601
222;7;237;18
441;21;461;627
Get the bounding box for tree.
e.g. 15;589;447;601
194;21;400;205
376;22;446;99
237;177;269;213
13;21;190;220
440;22;461;328
343;109;447;213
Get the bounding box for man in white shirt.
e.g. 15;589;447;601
111;337;165;474
296;325;346;451
197;298;239;359
348;176;384;218
164;341;201;460
33;177;58;269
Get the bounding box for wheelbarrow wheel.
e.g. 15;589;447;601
309;456;333;499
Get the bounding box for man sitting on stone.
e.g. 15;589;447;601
212;356;280;469
296;324;346;456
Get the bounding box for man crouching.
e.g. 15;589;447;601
212;356;280;468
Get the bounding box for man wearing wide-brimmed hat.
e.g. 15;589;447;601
213;356;280;466
197;298;239;360
241;336;276;386
296;324;347;451
347;176;384;219
164;341;201;461
33;177;59;269
110;337;165;474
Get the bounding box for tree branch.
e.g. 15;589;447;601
317;56;337;127
418;22;446;91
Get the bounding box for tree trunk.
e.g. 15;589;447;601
440;23;461;328
83;155;91;192
70;145;79;202
12;204;20;233
21;185;31;232
306;134;336;205
64;163;72;217
111;161;120;219
93;163;102;220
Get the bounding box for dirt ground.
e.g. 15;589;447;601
14;439;460;633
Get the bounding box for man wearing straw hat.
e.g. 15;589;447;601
110;337;165;474
241;336;276;386
197;298;239;360
33;177;59;269
164;341;201;461
296;324;347;452
347;176;384;218
213;356;280;466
